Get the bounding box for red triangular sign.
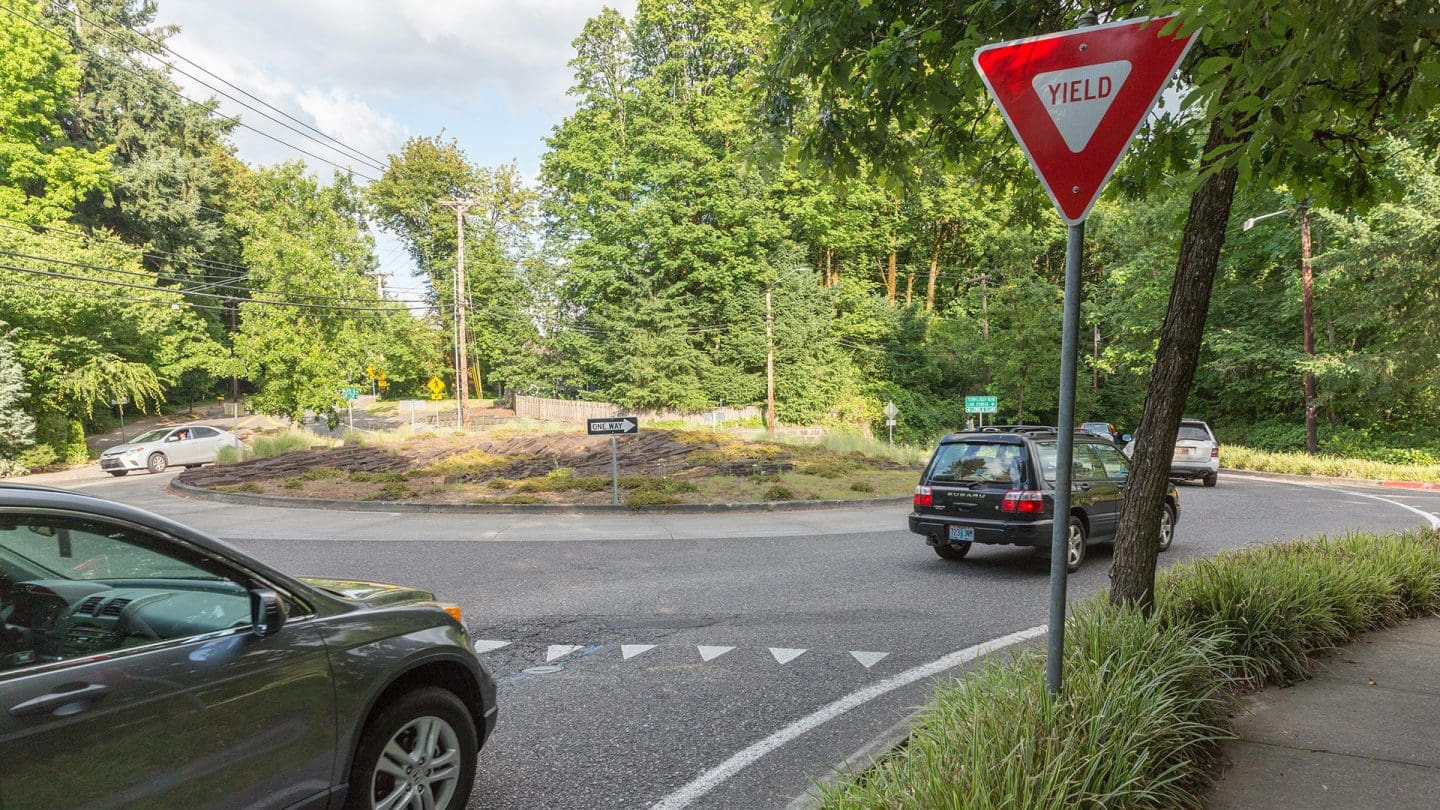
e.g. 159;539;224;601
974;16;1199;225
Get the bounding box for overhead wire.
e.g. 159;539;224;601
61;0;387;172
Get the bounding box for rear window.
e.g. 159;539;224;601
927;442;1025;484
1178;424;1212;442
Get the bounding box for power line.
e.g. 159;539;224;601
0;3;378;182
62;0;387;172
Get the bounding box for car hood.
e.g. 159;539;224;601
297;577;436;607
101;442;149;456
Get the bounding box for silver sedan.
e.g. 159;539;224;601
98;424;243;475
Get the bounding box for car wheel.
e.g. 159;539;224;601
146;453;168;474
346;687;477;810
107;470;127;477
1202;471;1217;488
933;542;971;561
1157;504;1176;552
1065;517;1087;573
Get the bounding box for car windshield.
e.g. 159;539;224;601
928;442;1024;484
128;428;171;444
1177;425;1211;442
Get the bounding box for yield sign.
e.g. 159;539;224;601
974;16;1199;224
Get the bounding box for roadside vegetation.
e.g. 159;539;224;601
216;429;330;464
820;528;1440;808
1222;446;1440;483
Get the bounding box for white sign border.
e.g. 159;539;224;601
972;15;1200;226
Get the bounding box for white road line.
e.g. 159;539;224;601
769;648;807;665
622;644;657;660
697;645;734;662
473;639;511;654
650;625;1047;810
848;651;889;669
545;644;584;662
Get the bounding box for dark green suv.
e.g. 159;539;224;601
0;484;496;809
908;426;1180;572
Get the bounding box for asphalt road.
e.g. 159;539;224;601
44;469;1440;809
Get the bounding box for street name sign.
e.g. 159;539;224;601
965;396;998;414
973;16;1198;225
398;400;425;412
341;387;360;401
587;417;638;436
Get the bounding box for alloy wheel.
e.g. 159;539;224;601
1067;522;1084;568
1159;508;1174;551
370;715;462;810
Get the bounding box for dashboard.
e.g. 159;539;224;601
1;579;253;668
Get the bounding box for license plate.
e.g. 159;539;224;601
947;526;975;543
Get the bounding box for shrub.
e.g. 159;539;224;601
1222;445;1440;483
349;470;408;484
849;480;875;493
15;444;58;470
821;528;1440;808
248;429;321;459
282;479;304;490
486;478;514;490
215;446;242;465
365;482;412;501
762;484;794;501
627;490;681;509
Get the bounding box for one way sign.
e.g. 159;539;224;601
587;417;638;436
973;15;1198;224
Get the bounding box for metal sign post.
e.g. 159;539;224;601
113;397;128;442
973;13;1197;694
883;401;899;445
587;417;639;505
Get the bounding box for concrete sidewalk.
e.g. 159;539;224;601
1210;615;1440;808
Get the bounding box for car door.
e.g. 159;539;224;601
1091;442;1134;536
0;512;336;809
160;428;198;465
1071;443;1120;539
188;426;225;463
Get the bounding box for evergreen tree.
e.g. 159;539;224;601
0;326;37;475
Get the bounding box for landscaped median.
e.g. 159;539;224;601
819;528;1440;808
181;427;924;510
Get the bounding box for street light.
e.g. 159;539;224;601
765;266;812;434
1242;202;1318;453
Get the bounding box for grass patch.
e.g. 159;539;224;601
626;490;681;509
762;484;795;501
821;528;1440;808
423;449;512;477
364;481;413;501
348;470;409;483
850;480;875;493
249;429;322;458
1223;445;1440;483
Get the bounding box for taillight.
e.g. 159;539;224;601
1001;490;1045;514
914;486;933;508
1211;446;1219;459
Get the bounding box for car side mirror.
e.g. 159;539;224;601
250;588;288;637
1121;434;1133;443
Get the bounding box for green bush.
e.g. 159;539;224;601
821;529;1440;808
215;446;242;465
486;478;514;490
282;479;304;490
248;429;319;459
365;481;413;501
762;484;795;501
849;480;875;493
626;489;681;509
1222;445;1440;482
15;445;58;470
349;470;408;484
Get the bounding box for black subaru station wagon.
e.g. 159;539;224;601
908;426;1179;572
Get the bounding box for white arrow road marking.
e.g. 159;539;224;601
621;644;657;660
769;648;806;665
651;625;1046;810
849;651;889;669
545;644;584;662
473;639;511;654
697;645;734;662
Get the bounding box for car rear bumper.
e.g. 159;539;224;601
1168;460;1219;478
908;513;1053;547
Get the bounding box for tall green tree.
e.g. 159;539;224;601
0;325;35;474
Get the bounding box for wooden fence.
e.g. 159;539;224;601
511;395;760;427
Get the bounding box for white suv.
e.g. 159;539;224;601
1123;418;1220;487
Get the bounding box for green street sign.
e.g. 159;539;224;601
341;387;360;401
965;395;997;414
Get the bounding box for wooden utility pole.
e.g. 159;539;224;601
439;199;474;428
1093;323;1100;391
765;283;776;433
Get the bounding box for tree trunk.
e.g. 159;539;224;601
905;272;914;305
925;225;946;312
885;250;898;302
824;247;834;286
1110;115;1243;612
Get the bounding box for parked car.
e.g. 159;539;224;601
0;484;496;809
1079;421;1125;445
98;423;242;476
909;426;1179;572
1123;418;1220;487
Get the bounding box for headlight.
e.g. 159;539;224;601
126;447;145;456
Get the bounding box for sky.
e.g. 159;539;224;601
158;0;636;298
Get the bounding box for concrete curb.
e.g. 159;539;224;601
166;477;913;515
784;633;1048;809
1222;468;1439;490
